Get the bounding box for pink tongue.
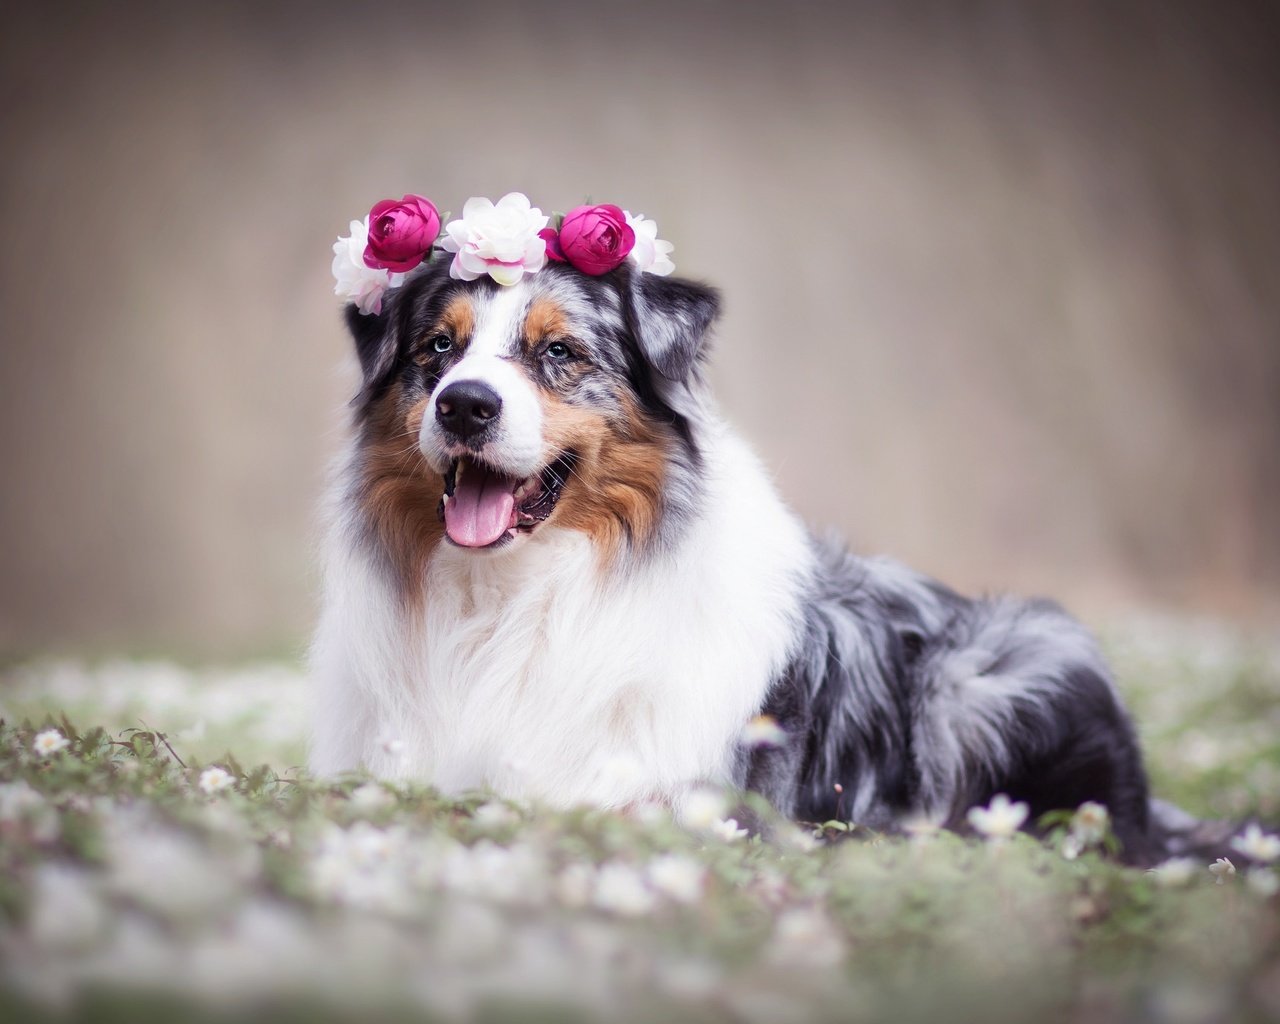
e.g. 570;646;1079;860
444;465;517;547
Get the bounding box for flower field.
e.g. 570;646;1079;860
1;616;1277;1024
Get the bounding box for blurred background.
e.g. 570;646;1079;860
1;0;1277;659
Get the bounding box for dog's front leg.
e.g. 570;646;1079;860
307;653;378;777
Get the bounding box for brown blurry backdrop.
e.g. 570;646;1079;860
1;0;1277;658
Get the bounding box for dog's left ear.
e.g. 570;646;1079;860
626;269;721;382
344;297;400;400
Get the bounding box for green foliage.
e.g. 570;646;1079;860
0;623;1276;1022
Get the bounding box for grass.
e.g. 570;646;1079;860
0;615;1277;1024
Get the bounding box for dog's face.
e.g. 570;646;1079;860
345;260;719;581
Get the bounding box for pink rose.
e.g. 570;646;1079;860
539;226;566;263
363;194;441;273
554;204;635;275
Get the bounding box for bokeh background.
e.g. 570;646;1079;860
1;0;1277;659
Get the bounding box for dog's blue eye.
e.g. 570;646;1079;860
546;342;570;360
431;336;452;354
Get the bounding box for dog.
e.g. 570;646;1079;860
310;252;1214;865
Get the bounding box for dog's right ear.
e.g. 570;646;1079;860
344;297;400;399
626;267;721;383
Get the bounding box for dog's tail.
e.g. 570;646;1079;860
1143;798;1248;865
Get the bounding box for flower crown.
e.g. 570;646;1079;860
332;191;675;316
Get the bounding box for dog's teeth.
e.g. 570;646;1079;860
455;459;468;486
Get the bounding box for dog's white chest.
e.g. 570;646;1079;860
312;433;815;809
401;530;778;806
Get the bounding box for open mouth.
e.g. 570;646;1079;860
439;452;576;549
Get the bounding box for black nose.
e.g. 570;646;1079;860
435;380;502;439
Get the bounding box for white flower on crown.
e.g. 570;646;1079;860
332;217;404;316
624;210;675;276
439;192;549;286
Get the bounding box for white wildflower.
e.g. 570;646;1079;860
308;822;413;913
739;714;788;749
198;766;235;795
106;815;245;920
901;814;943;842
1069;801;1110;846
0;780;58;842
1246;868;1279;898
679;786;728;830
28;864;106;950
441;840;549;906
593;862;655;916
967;793;1029;840
768;907;846;969
554;863;596;909
595;752;645;793
647;855;706;904
0;779;45;820
1148;857;1200;888
472;802;519;829
32;729;69;757
1209;857;1236;885
710;818;749;843
1229;823;1280;864
348;783;394;814
779;825;821;852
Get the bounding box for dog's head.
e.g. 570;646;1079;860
344;258;719;577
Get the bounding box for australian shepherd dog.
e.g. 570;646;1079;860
310;257;1217;865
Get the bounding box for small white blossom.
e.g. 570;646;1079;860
308;822;412;912
1148;857;1200;888
348;783;394;814
0;780;45;820
198;766;235;795
28;865;106;950
1246;868;1279;898
679;787;729;830
1209;857;1236;885
623;211;676;276
554;863;596;908
768;907;846;969
647;855;706;904
967;794;1029;841
441;840;549;906
779;825;821;852
901;815;943;842
32;729;69;757
1069;801;1110;846
332;217;404;315
440;193;549;286
0;780;58;842
710;818;749;843
471;802;519;829
739;714;788;749
595;753;646;794
1230;823;1280;864
593;862;655;916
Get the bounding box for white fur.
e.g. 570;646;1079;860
310;419;815;810
418;285;546;479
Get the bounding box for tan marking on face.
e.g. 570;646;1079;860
356;384;444;598
416;294;476;362
523;296;569;353
539;391;669;561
